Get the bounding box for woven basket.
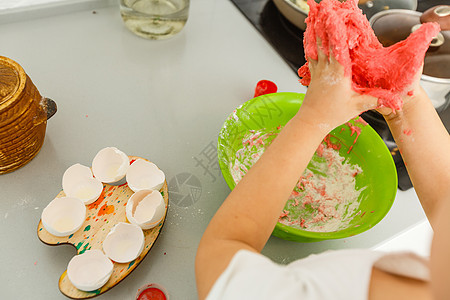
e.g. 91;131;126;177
0;56;53;174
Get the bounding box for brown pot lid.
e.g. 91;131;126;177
370;9;450;80
0;56;26;108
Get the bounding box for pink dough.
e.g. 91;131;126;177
298;0;441;111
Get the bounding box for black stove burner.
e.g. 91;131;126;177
230;0;450;191
231;0;306;72
260;1;306;71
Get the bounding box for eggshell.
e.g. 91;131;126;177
62;163;103;205
92;147;129;183
126;159;165;192
67;249;113;291
126;190;166;230
102;222;145;263
41;197;86;237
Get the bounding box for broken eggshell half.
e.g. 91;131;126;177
92;147;129;183
126;189;166;230
126;159;165;193
102;222;145;263
67;249;113;292
62;163;103;205
41;196;86;237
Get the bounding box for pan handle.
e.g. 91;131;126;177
420;5;450;31
42;97;57;120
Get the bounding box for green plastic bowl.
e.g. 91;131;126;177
217;92;397;242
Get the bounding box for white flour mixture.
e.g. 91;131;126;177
230;128;365;232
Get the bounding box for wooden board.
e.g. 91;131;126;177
37;156;169;299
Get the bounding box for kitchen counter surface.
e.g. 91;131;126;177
0;0;429;299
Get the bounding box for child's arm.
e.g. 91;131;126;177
377;77;450;299
195;52;378;300
381;85;450;225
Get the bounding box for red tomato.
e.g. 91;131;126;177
254;80;278;97
137;287;167;300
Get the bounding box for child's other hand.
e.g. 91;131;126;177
376;65;424;121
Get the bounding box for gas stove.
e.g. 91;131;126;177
231;0;450;190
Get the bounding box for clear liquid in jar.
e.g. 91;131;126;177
120;0;189;40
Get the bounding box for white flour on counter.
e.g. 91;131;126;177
229;128;365;232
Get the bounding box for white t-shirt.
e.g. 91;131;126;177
207;249;429;300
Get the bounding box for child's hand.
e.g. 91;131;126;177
376;65;424;121
297;47;378;133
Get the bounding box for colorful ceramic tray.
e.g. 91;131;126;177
37;156;168;299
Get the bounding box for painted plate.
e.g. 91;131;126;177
37;156;168;298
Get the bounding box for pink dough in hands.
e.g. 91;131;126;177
297;0;441;111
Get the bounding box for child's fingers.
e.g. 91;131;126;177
328;51;344;74
355;93;379;112
315;37;328;66
376;106;395;116
317;47;328;67
308;57;318;77
403;64;423;95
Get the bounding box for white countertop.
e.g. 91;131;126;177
0;0;431;298
0;0;67;10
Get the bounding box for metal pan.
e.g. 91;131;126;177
370;6;450;111
273;0;418;30
273;0;309;30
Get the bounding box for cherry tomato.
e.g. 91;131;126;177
254;80;277;97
